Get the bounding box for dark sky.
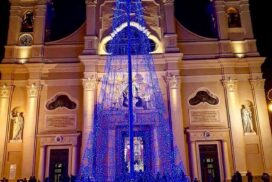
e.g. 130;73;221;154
0;0;271;61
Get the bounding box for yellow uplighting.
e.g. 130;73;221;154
231;41;246;58
17;46;32;59
268;102;272;112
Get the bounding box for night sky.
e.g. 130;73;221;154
0;0;271;86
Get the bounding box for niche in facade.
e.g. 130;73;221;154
9;106;24;142
46;94;77;110
21;11;34;32
189;89;219;106
240;100;256;134
227;7;241;28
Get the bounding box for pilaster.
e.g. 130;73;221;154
22;82;42;177
167;75;188;174
249;79;272;174
0;83;14;177
222;79;247;173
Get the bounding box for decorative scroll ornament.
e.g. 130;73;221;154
0;84;12;98
85;0;97;5
27;83;41;97
222;79;238;92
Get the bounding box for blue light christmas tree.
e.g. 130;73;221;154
77;0;188;181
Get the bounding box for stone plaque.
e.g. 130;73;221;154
9;164;16;179
45;114;76;130
189;109;220;124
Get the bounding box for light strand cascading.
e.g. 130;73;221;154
77;0;188;181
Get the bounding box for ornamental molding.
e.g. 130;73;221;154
162;0;174;5
167;75;181;89
85;0;97;5
27;83;42;98
39;133;80;146
222;79;238;92
0;84;13;98
83;76;97;91
186;129;230;142
249;79;265;90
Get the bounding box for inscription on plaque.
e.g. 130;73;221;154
189;109;220;123
46;114;76;130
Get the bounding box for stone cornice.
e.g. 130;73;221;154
186;128;230;142
38;133;81;146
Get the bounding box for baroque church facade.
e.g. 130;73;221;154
0;0;272;181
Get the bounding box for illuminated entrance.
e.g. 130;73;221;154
116;126;152;176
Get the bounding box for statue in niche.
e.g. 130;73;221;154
21;11;34;32
227;8;241;28
10;108;24;140
241;104;255;133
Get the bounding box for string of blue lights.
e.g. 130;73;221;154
77;0;188;181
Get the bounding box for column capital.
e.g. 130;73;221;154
222;79;238;92
167;75;181;89
0;84;14;98
249;79;265;91
162;0;174;5
85;0;97;5
83;77;97;91
26;83;42;98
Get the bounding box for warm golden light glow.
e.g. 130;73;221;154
17;46;32;59
18;59;27;64
231;41;245;58
268;102;272;112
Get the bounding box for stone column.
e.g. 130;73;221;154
81;76;97;178
38;145;46;182
7;3;21;45
249;79;272;173
84;0;98;54
0;84;13;177
82;76;97;153
189;141;198;180
214;1;228;39
72;145;78;176
239;0;254;39
22;83;42;177
32;2;47;61
162;0;179;52
167;75;188;173
222;79;247;173
222;140;232;180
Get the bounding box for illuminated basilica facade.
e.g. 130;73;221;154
0;0;272;181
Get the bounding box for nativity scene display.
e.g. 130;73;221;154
101;73;154;110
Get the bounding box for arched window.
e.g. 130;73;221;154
105;27;156;55
227;7;241;28
21;11;34;32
